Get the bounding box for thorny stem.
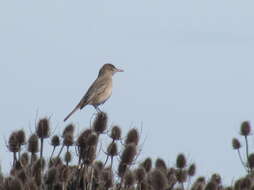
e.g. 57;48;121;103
50;146;56;161
245;136;249;172
237;149;248;172
57;144;64;159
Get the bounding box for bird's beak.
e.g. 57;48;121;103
116;68;124;72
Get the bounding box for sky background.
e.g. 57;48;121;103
1;0;254;184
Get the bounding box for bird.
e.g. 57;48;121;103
64;63;123;122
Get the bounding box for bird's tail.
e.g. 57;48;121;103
63;105;80;122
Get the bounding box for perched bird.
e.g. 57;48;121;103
64;64;123;122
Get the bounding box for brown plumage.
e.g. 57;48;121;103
64;64;123;122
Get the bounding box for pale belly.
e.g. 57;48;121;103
92;86;112;106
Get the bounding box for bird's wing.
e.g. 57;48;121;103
79;76;109;109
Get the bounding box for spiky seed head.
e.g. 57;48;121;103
16;130;26;146
3;177;23;190
51;135;60;147
93;112;108;134
155;158;167;173
210;173;221;185
28;134;39;154
59;166;70;182
124;170;135;187
53;183;62;190
135;167;146;182
87;133;98;146
232;138;241;150
118;162;127;178
141;158;152;173
110;126;122;140
149;169;168;190
8;132;20;153
240;121;251;136
31;154;38;164
205;182;217;190
240;177;251;189
94;161;104;171
14;161;22;171
17;169;27;184
44;167;58;185
101;168;114;188
33;158;45;174
36;118;50;139
77;129;92;147
248;153;254;169
85;146;96;165
188;163;196;177
176;153;186;169
121;143;137;165
62;124;75;137
63;133;73;147
196;176;206;183
20;153;29;167
176;169;187;183
107;142;118;157
125;128;139;145
94;161;104;179
24;179;38;190
49;157;63;168
166;168;177;188
64;151;72;163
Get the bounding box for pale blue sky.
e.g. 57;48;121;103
1;0;254;183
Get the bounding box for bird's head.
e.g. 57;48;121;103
98;63;124;77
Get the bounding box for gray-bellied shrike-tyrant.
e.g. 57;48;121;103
64;64;123;122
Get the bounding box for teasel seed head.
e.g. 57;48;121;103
77;129;92;147
53;183;62;190
33;158;45;174
166;168;177;188
240;121;251;136
85;146;96;165
118;161;127;178
149;169;168;190
8;132;20;153
176;153;187;169
62;124;75;137
63;133;74;147
64;151;72;163
121;143;137;165
240;177;251;190
101;167;114;189
51;135;60;147
36;118;50;139
20;152;29;167
59;166;70;183
28;134;39;154
107;142;118;157
134;167;146;183
44;167;58;185
49;157;63;168
3;176;23;190
87;133;98;146
232;138;241;150
124;170;135;188
93;112;108;134
176;169;188;183
17;169;27;184
155;158;167;173
110;126;121;140
188;163;196;177
205;182;217;190
141;157;152;173
210;173;221;185
125;128;139;145
248;153;254;169
16;130;26;146
31;154;38;163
